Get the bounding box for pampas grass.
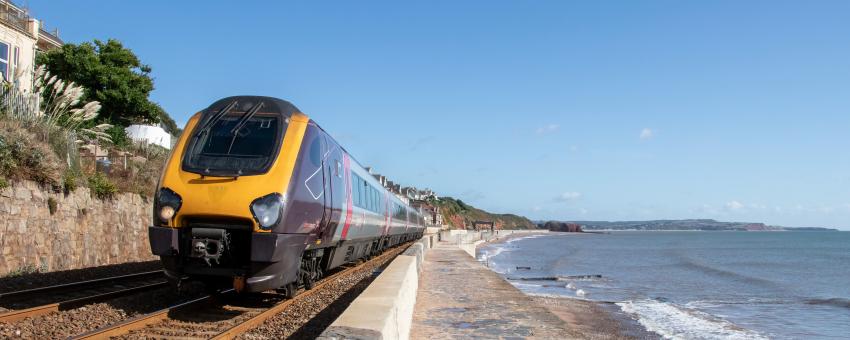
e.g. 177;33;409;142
30;65;111;144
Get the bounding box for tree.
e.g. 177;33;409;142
35;39;180;135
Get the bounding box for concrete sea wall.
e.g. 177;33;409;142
319;235;432;340
440;229;548;257
0;180;155;275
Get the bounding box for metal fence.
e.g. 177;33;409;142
0;84;40;119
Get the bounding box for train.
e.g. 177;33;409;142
148;96;425;295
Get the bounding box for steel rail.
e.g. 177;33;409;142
0;281;168;323
71;243;409;339
0;270;164;301
211;247;403;340
70;289;232;339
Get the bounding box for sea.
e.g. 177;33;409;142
477;231;850;340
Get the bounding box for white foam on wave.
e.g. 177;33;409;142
524;291;595;301
503;233;547;245
684;297;789;309
617;299;767;340
507;281;544;291
478;234;545;269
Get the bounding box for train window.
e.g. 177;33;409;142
367;186;372;212
362;180;367;209
362;180;368;210
352;177;358;207
366;185;372;211
352;174;361;207
183;114;282;176
309;137;322;166
335;160;342;178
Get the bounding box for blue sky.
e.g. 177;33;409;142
29;1;850;229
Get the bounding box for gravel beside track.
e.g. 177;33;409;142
239;245;409;340
0;243;409;339
0;282;206;339
0;261;162;293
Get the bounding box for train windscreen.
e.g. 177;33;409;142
182;102;287;176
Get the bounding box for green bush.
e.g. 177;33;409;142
106;125;132;149
0;120;63;186
88;172;117;199
63;170;78;193
0;177;8;190
4;264;42;277
47;197;58;215
0;136;16;175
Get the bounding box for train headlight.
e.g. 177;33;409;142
250;193;284;230
155;188;182;224
160;206;176;221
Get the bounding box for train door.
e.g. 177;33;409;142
320;133;336;242
320;131;347;245
283;124;326;235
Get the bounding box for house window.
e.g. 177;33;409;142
0;42;9;82
13;45;19;84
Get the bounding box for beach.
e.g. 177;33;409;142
479;232;659;339
479;231;850;339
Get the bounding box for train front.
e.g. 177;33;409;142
148;96;309;293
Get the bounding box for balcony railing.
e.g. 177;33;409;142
0;1;30;36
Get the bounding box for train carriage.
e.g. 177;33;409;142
148;96;425;294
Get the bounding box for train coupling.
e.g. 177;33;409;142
190;228;230;266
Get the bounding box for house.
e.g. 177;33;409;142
0;0;63;91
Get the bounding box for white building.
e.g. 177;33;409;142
125;124;173;149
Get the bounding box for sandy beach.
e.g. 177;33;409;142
481;231;660;339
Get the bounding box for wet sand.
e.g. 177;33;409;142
481;231;660;339
533;296;660;339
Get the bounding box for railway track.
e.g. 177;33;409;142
71;244;410;340
0;271;168;323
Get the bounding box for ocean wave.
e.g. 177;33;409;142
524;291;596;301
675;256;785;291
684;297;850;310
507;281;544;290
617;299;768;340
684;297;789;309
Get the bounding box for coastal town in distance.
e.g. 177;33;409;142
0;1;848;339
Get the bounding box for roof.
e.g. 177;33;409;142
202;96;302;118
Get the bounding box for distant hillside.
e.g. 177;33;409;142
433;197;538;229
551;219;837;231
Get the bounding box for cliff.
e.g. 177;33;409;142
432;197;538;230
541;221;583;232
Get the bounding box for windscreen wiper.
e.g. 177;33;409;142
196;100;238;138
229;101;265;137
225;101;265;155
192;101;238;179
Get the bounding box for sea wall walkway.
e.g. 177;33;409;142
410;233;579;339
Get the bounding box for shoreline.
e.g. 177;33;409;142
477;231;660;339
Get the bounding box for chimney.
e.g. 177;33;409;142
27;19;39;39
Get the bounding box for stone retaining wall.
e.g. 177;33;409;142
0;180;155;275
